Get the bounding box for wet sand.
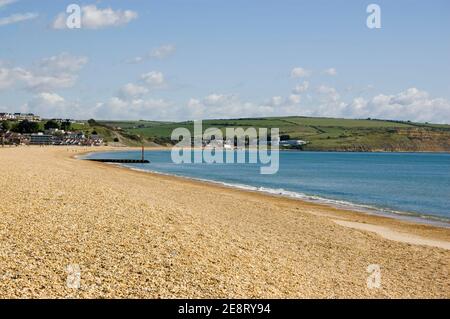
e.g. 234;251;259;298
0;146;449;298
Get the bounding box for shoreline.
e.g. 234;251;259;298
79;147;450;246
82;147;450;229
1;146;449;298
124;165;450;229
113;173;450;247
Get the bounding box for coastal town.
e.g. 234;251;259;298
0;112;104;146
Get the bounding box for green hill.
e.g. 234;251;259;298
97;116;450;152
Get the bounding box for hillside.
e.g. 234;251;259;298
97;117;450;152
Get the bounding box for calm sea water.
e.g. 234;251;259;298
85;150;450;225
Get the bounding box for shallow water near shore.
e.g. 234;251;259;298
85;150;450;226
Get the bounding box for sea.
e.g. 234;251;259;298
84;150;450;227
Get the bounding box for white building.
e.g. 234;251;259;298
14;113;41;122
1;113;40;122
279;140;308;147
0;113;15;121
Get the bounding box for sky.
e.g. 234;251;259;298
0;0;449;123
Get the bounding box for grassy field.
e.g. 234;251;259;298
98;117;450;151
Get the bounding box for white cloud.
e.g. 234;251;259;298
38;53;88;73
82;5;137;29
93;89;324;121
180;87;450;124
150;44;176;59
119;83;149;100
291;67;311;78
341;88;450;124
268;96;284;107
125;56;145;64
10;67;77;91
270;86;450;124
292;81;309;93
184;94;276;120
0;53;88;92
51;13;66;29
390;87;429;105
0;0;17;8
52;5;137;30
141;71;166;89
0;12;38;26
126;44;176;64
324;68;337;76
94;97;172;120
14;84;450;124
0;67;14;89
288;94;302;105
111;71;167;108
262;94;302;112
316;85;340;102
203;93;236;106
38;92;65;104
8;64;449;123
24;92;84;119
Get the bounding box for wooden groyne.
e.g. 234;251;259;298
87;159;150;164
86;145;150;164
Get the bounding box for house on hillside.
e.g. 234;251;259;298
0;113;15;120
279;140;308;147
14;113;41;122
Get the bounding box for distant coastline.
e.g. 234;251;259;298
95;116;450;152
3;115;450;152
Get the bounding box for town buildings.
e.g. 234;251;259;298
0;113;41;122
1;112;103;146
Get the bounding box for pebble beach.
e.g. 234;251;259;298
0;146;449;298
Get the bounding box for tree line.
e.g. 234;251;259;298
0;120;72;134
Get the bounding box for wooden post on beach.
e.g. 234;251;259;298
141;144;145;162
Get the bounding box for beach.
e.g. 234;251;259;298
0;146;449;298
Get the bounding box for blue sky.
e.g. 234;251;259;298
0;0;449;122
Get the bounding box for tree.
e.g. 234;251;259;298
88;119;97;126
13;120;39;134
44;120;60;130
0;121;11;132
60;120;71;131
